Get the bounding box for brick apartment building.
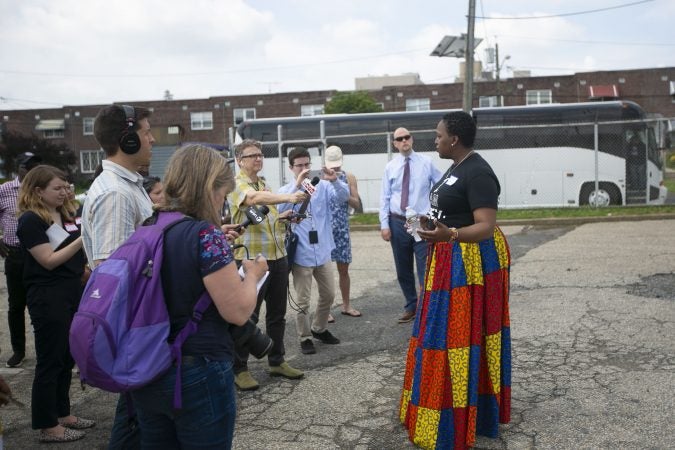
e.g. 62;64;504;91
1;66;673;178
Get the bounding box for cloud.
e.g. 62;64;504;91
0;0;670;110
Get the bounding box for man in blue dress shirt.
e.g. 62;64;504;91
379;128;442;323
279;147;349;355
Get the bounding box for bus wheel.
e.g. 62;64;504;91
579;182;622;206
589;189;610;207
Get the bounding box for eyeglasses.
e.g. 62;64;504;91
394;135;412;142
240;153;264;160
293;162;311;169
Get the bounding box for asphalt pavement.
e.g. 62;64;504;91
0;219;673;449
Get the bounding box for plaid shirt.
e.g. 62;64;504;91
82;160;152;265
227;171;286;261
0;178;21;247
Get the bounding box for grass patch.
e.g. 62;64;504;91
666;150;675;170
350;204;675;225
664;178;675;195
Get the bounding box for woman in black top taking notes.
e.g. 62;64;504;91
16;165;94;443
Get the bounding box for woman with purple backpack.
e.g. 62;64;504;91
16;165;95;443
129;144;268;448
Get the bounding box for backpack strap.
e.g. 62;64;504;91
157;212;216;409
169;291;212;409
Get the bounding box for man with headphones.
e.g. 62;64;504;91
81;104;155;449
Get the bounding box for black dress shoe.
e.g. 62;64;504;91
300;339;316;354
5;353;25;368
311;329;340;344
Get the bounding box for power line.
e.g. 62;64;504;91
0;96;64;107
475;0;654;20
0;48;426;79
492;34;675;47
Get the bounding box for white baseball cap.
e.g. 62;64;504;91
324;145;343;169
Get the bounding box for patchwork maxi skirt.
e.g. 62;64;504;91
400;227;511;450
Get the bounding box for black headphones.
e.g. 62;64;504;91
119;105;141;154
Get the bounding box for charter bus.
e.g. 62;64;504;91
233;101;667;211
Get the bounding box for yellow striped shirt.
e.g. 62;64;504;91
227;172;287;261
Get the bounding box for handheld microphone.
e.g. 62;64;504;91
297;177;320;216
237;205;270;230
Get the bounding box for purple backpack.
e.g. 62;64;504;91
69;212;212;409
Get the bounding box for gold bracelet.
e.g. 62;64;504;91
448;227;459;241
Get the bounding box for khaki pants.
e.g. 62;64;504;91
291;262;335;340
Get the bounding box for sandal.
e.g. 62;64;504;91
39;428;85;443
327;314;335;323
341;309;362;317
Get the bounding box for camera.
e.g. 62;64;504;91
230;319;273;359
307;169;323;180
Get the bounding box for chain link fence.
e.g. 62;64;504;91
239;117;670;212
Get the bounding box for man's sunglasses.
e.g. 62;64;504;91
394;135;411;142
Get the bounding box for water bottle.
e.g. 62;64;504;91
405;207;422;242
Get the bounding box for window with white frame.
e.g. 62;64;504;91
300;104;324;116
43;129;65;139
479;96;503;107
405;98;430;111
526;89;552;105
80;150;104;174
234;108;256;125
190;112;213;130
83;117;95;135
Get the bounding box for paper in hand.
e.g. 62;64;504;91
45;223;70;250
238;265;269;294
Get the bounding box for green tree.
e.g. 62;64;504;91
0;130;75;180
324;91;383;114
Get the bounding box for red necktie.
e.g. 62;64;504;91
400;157;410;211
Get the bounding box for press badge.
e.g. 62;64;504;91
445;176;458;186
64;223;78;232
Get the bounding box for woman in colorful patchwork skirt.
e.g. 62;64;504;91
400;111;511;449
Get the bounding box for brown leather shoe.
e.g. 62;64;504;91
398;311;415;323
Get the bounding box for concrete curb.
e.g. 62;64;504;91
349;213;675;231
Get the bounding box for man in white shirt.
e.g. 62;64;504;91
82;104;155;449
379;128;442;324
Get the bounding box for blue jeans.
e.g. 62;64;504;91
108;394;140;450
130;358;236;450
389;216;428;312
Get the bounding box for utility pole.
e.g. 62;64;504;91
463;0;476;112
494;42;510;107
495;43;501;106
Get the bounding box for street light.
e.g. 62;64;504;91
430;33;483;111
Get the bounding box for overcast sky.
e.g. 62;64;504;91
0;0;673;111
